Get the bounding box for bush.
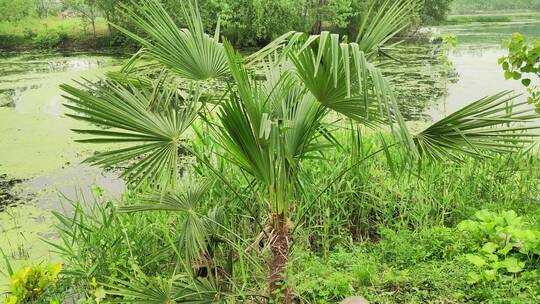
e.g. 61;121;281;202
32;29;67;49
3;262;64;304
458;210;540;284
291;222;540;303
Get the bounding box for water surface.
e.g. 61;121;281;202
0;52;126;290
430;21;540;120
0;52;126;207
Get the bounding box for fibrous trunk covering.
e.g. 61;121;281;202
268;213;291;303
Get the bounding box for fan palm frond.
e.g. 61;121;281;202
356;0;421;56
415;91;540;161
119;180;214;263
61;80;199;188
118;179;212;213
105;272;218;303
288;32;418;155
113;0;228;81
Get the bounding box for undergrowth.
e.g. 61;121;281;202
3;132;538;303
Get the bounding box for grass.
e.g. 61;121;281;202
4;129;538;303
292;225;540;303
445;15;513;24
0;16;109;37
0;16;111;49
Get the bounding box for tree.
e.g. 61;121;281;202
95;0;118;34
62;0;98;41
500;33;540;107
421;0;453;24
0;0;36;21
61;0;540;302
35;0;55;17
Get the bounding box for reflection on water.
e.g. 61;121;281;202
382;44;456;121
430;21;540;120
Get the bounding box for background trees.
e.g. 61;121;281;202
0;0;455;48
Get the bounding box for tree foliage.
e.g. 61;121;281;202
421;0;453;25
500;33;540;107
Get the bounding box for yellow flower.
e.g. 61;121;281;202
90;277;98;288
50;263;62;277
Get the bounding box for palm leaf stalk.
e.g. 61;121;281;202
61;0;540;302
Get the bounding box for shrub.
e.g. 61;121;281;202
32;29;67;49
3;262;63;304
458;210;540;284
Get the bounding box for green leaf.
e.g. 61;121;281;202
467;272;481;284
466;254;486;268
522;78;532;87
62;79;199;189
457;219;478;232
502;257;524;273
483;269;497;282
113;0;228;81
497;245;513;255
414;91;540;161
356;0;419;57
502;61;509;71
482;242;498;254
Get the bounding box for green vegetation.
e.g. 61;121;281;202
445;15;513;24
452;0;540;13
500;33;540;107
0;17;110;49
421;0;453;24
2;0;540;303
6;147;539;303
458;210;540;284
293;222;540;303
0;0;454;50
3;262;62;304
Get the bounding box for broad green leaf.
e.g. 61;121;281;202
481;242;498;254
502;257;524;273
483;269;497;282
465;254;486;268
466;272;481;284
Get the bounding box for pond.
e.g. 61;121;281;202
0;52;126;289
430;21;540;120
0;19;539;291
0;52;126;210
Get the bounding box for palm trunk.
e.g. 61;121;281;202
268;213;292;303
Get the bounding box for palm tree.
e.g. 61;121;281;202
61;0;540;302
